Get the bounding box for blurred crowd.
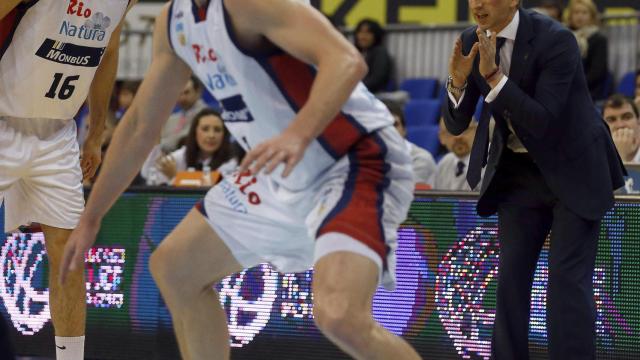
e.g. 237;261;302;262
77;0;639;191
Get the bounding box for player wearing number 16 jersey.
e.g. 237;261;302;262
0;0;134;358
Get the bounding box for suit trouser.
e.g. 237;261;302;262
489;150;599;360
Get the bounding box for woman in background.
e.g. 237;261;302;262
142;108;239;185
354;18;393;93
565;0;609;100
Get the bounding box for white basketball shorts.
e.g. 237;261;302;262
0;117;83;232
196;126;414;290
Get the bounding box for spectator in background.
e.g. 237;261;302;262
434;118;479;191
387;102;437;185
143;108;238;185
603;94;640;163
160;75;208;152
532;0;564;22
634;69;640;108
565;0;609;100
354;19;393;93
115;81;140;122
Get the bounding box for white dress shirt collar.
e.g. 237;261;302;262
487;10;519;41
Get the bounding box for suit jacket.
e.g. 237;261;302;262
443;9;626;221
583;31;609;100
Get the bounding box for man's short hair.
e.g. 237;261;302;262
603;93;639;119
383;101;405;128
539;0;563;12
119;80;140;94
189;75;203;92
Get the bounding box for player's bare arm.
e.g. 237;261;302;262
60;3;192;283
233;0;368;177
0;0;25;20
82;1;138;181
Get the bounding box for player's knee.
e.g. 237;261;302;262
149;245;176;290
313;294;373;346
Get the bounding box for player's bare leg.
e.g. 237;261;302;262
313;251;421;360
42;224;86;359
149;208;243;360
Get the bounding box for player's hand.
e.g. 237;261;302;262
612;128;638;160
476;29;499;79
239;128;310;178
157;154;177;179
448;37;479;87
81;138;102;181
59;218;100;285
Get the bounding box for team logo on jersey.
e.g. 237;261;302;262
35;38;105;67
59;12;111;42
220;95;255;123
175;22;186;46
192;43;218;64
84;12;111;31
67;0;93;18
204;63;237;91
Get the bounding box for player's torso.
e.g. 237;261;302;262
168;0;394;190
0;0;128;120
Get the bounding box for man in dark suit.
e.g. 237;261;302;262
443;0;626;359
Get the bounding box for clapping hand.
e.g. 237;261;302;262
476;29;500;78
448;37;479;88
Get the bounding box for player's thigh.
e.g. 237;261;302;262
312;251;379;318
150;208;244;291
0;118;26;202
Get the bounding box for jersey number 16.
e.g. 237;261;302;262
45;73;80;100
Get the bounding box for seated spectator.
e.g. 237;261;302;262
602;94;640;163
143;108;238;185
434;118;480;191
387;103;437;185
532;0;564;22
565;0;608;100
634;69;640;108
160;75;208;152
354;19;392;94
115;80;140;122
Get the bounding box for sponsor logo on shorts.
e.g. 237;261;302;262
316;187;333;216
218;171;262;213
219;179;248;214
35;38;105;67
220;95;254;123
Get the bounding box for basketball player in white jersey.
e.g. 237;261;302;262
61;0;421;359
0;1;134;359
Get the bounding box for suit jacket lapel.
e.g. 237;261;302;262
508;9;535;86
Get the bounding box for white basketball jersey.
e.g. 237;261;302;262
167;0;394;190
0;0;128;120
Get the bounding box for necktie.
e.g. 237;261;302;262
467;36;506;189
455;160;465;177
174;112;188;134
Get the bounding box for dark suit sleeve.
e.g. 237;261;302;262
585;33;608;90
442;77;481;136
491;30;581;139
363;46;392;93
442;33;482;136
